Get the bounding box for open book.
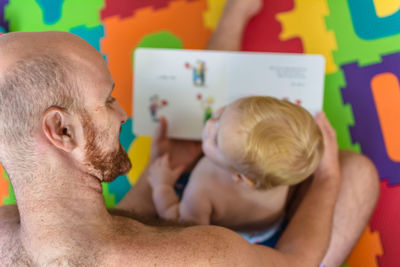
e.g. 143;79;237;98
133;48;325;140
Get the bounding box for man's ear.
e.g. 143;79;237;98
42;107;78;152
232;173;255;189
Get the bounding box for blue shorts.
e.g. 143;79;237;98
238;218;288;247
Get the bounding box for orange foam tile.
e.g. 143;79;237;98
371;72;400;162
101;0;211;116
346;226;383;267
0;165;9;205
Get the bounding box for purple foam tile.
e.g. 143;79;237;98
0;0;8;31
341;52;400;185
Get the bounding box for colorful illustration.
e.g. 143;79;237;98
185;60;206;86
1;0;400;265
149;94;167;122
197;93;213;123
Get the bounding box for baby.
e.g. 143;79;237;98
148;96;324;244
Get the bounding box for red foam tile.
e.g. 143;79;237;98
370;180;400;267
242;0;303;53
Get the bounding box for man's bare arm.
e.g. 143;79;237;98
273;112;341;264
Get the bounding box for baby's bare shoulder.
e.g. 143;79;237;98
190;157;221;182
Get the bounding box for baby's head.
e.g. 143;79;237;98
202;96;324;189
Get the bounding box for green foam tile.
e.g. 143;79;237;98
5;0;104;32
325;0;400;67
324;71;360;152
2;170;16;205
102;182;116;209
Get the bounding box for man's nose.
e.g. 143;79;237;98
116;101;128;124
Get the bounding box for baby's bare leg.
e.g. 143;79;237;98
321;151;379;266
206;0;263;51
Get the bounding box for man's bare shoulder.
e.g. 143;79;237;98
105;215;274;266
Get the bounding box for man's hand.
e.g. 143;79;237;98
151;117;203;170
148;154;185;188
275;112;342;265
314;112;340;181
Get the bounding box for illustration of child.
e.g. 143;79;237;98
149;94;167;122
148;96;324;246
197;93;214;124
185;60;206;86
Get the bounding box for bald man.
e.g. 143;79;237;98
0;0;378;266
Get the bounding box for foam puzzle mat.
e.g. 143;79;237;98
0;0;399;266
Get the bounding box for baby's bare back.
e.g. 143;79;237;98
187;157;290;232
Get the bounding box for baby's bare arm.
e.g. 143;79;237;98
152;183;180;220
151;180;212;224
179;176;212;225
148;155;184;221
148;155;213;224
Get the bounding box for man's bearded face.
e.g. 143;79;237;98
81;114;132;182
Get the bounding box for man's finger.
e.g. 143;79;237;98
321;113;336;139
316;113;328;137
161;153;169;165
316;113;335;140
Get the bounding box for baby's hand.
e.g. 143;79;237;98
148;154;185;188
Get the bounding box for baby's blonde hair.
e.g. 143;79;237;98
228;96;323;189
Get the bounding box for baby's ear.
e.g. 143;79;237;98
232;173;255;189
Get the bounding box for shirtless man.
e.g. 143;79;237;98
0;1;378;266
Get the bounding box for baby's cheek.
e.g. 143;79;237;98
202;139;213;157
202;123;215;141
201;127;209;140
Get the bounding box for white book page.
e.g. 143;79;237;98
226;52;325;115
133;49;227;140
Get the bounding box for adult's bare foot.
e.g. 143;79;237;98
207;0;263;50
223;0;263;22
